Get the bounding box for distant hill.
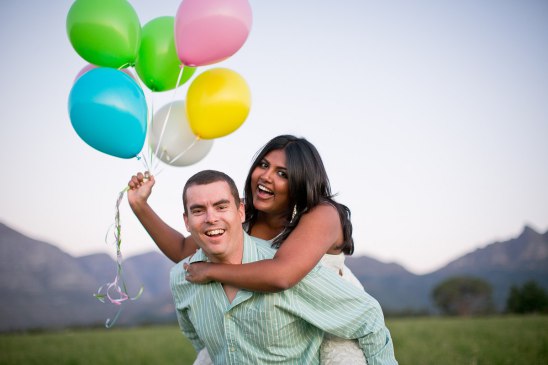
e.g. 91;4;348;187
1;222;547;331
346;225;548;313
0;223;174;331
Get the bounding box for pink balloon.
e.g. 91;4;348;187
74;64;136;83
175;0;252;67
74;64;98;83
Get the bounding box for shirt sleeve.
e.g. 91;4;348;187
170;263;205;353
288;265;398;365
175;305;205;353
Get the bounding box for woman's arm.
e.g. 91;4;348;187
185;203;341;291
128;172;198;263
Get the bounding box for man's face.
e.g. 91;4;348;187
184;181;245;264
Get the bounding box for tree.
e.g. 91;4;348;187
432;276;495;316
506;280;548;314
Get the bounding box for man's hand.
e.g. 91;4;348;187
127;171;155;211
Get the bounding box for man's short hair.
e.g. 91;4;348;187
182;170;241;213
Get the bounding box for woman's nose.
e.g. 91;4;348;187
260;168;273;181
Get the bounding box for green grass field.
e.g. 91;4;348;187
1;315;546;364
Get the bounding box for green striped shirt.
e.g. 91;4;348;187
170;233;397;365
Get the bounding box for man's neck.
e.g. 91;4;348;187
207;231;245;265
215;232;245;304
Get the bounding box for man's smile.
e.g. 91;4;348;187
205;228;226;237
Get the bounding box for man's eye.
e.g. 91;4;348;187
191;209;204;215
218;205;228;210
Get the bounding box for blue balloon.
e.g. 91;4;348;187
68;68;147;159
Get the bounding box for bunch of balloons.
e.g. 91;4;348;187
67;0;252;165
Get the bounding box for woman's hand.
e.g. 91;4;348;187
184;262;214;284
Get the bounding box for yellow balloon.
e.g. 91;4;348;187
186;68;251;139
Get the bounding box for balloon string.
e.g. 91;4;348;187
140;100;155;173
167;136;201;165
151;150;167;178
94;186;143;328
126;64;156;173
152;66;186;165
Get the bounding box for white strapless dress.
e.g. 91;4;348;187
318;253;367;365
192;253;367;365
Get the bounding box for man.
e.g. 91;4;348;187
170;170;397;364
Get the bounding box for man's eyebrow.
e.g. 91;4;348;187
188;203;205;211
213;199;231;207
188;199;231;211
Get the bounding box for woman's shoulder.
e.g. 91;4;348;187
306;200;339;214
301;202;340;223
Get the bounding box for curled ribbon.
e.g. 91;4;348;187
94;187;143;328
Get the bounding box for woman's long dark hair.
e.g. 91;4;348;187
243;135;354;255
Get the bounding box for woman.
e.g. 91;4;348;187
128;135;366;364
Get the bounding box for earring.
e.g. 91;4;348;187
291;205;297;222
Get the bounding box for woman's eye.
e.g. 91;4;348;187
259;161;268;168
278;171;288;178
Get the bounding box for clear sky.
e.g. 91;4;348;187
1;0;547;274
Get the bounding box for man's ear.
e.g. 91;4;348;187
238;202;245;223
183;212;189;231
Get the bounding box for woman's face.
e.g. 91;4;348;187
250;149;290;216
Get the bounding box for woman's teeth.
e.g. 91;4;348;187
258;184;274;195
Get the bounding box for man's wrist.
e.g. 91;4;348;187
129;198;150;213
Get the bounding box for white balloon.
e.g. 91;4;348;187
149;101;213;166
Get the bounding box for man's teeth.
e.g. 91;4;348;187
258;184;273;194
206;229;225;236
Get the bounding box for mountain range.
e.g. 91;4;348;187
346;225;548;313
1;222;546;331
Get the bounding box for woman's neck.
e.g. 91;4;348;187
250;211;287;240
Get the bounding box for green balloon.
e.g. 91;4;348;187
135;16;196;92
66;0;141;68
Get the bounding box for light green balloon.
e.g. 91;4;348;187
135;16;196;92
66;0;141;68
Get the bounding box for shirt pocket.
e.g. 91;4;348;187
237;306;273;344
236;302;304;352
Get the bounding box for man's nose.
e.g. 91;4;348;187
205;208;219;223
